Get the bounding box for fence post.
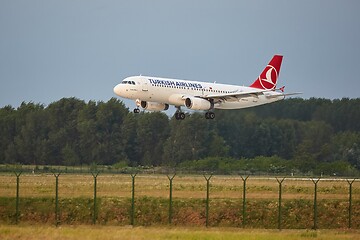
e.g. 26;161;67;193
130;173;137;226
204;174;213;227
53;171;61;226
311;178;320;230
14;171;22;224
167;173;176;224
276;177;286;230
240;175;249;228
347;179;356;229
91;171;100;224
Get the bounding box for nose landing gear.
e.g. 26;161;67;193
134;99;141;113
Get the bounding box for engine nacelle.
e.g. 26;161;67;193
185;97;212;110
168;94;186;106
140;101;169;111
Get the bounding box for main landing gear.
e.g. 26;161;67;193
205;111;215;119
174;107;215;120
174;107;186;120
133;108;140;113
175;111;186;120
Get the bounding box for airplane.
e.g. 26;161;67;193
113;55;300;120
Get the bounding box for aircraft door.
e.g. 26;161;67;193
142;78;149;92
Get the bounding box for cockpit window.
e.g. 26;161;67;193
122;80;136;85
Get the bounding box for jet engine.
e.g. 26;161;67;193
140;101;169;111
185;97;212;110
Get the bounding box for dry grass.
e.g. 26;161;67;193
0;173;358;200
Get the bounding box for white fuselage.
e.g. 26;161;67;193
114;76;284;110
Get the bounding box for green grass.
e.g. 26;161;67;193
0;225;359;240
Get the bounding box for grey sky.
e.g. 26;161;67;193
1;0;359;109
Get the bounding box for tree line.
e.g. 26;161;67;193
0;97;359;175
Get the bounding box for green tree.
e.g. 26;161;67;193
294;121;333;162
121;113;139;166
77;100;98;165
163;113;211;166
46;98;85;165
0;106;16;163
92;98;128;165
136;112;169;166
207;131;230;157
11;102;48;165
62;144;80;166
328;132;360;170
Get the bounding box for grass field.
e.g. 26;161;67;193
1;173;358;199
0;173;359;228
0;225;359;240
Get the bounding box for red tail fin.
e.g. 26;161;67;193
250;55;283;90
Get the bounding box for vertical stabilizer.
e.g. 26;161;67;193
250;55;283;90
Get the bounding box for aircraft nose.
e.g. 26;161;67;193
113;84;122;96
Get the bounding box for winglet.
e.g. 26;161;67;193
250;55;283;90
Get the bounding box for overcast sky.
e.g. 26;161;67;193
1;0;359;109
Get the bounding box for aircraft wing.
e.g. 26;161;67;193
264;92;303;99
200;89;275;102
199;90;302;103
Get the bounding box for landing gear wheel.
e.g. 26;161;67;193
175;112;186;120
174;106;185;120
205;112;215;119
133;108;140;113
179;112;185;120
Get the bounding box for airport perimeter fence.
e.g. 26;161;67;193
0;166;359;229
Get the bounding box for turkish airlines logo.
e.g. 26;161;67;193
258;65;278;90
